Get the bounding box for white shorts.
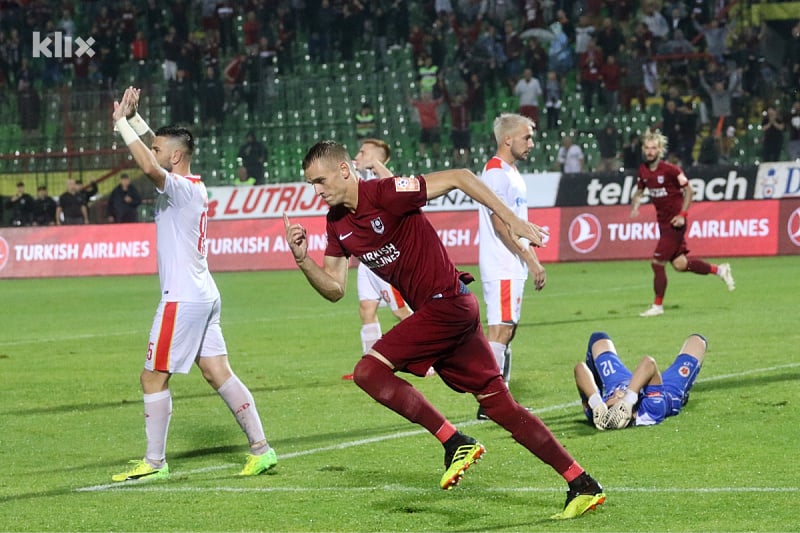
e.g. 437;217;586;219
357;262;409;312
482;278;525;326
145;299;228;374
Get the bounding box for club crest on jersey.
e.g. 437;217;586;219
657;175;665;184
394;176;420;192
371;217;385;234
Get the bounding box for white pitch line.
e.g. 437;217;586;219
80;485;800;494
76;362;800;494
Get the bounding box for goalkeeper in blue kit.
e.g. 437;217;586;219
574;332;707;430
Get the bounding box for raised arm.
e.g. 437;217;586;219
424;168;548;248
113;87;166;190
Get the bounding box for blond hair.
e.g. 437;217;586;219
641;129;669;159
493;113;535;146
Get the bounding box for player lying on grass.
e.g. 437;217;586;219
575;331;707;430
284;140;605;520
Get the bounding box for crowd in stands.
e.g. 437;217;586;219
1;1;799;224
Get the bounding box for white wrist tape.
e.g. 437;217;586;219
128;113;150;136
624;390;638;406
115;117;139;145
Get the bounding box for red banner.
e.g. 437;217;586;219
558;200;780;261
0;200;794;279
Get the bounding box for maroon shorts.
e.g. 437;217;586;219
654;222;689;262
372;292;504;396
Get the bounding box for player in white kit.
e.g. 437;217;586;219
342;139;413;380
477;113;546;419
111;87;276;481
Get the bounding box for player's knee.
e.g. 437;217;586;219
672;256;688;271
352;355;389;389
588;331;610;349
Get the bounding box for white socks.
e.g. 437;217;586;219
218;375;268;454
490;341;506;378
360;322;382;354
144;389;172;468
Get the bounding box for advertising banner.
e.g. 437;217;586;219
754;161;800;199
555;166;757;207
778;198;800;255
0;200;793;279
559;200;780;261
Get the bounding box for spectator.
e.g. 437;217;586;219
618;43;647;112
467;72;487;123
596;123;620;172
544;70;562;130
595;18;624;59
523;37;548;85
557;136;584;173
502;18;524;83
237;131;268;185
409;90;444;158
788;100;800;161
579;38;604;115
417;54;440;96
242;10;260;55
699;67;735;140
622;132;643;171
514;67;542;126
107;173;142;223
600;54;621;115
697;133;721;166
75;179;98;207
167;69;195;125
32;185;57;226
132;30;150;85
761;106;785;163
56;179;89;225
355;102;376;140
198;65;225;134
640;1;669;44
443;86;472;166
7;181;34;226
17;75;40;140
162;26;180;81
692;14;730;64
216;0;237;55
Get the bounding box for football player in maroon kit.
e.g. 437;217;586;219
631;130;735;317
284;140;605;520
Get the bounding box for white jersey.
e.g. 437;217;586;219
478;156;529;282
153;172;219;302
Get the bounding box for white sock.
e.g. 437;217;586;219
218;375;268;453
490;341;506;378
360;322;382;354
143;389;172;467
588;393;604;409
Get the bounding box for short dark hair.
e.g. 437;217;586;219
16;181;24;187
155;125;195;154
302;140;349;172
37;185;47;191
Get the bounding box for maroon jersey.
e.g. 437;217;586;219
325;176;462;310
637;161;688;224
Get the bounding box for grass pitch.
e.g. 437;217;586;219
1;256;798;532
